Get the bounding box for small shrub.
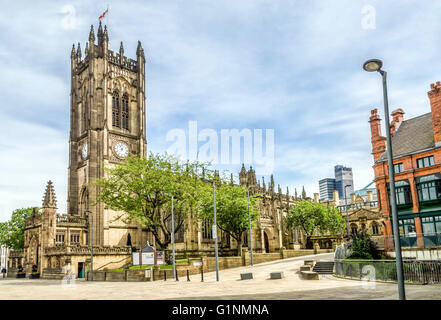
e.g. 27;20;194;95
347;230;381;260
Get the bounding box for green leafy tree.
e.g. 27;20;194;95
0;207;36;250
93;153;208;250
197;181;260;256
348;230;381;259
286;200;345;239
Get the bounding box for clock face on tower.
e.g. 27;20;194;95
81;142;88;159
113;141;129;158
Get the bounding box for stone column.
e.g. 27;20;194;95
197;221;202;251
278;210;283;249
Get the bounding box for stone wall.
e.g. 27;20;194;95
81;249;333;281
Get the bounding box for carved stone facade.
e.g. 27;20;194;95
10;24;312;278
67;22;148;249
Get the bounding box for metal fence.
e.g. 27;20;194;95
334;259;441;284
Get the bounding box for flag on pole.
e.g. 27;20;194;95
99;9;108;20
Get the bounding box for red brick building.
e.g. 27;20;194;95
370;81;441;249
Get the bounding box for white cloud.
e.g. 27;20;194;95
2;1;441;221
0;116;67;221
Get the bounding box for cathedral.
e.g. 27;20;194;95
8;23;307;279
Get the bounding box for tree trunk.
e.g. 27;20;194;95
237;238;242;257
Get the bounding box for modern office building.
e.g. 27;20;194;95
319;178;336;202
334;165;354;199
319;165;354;201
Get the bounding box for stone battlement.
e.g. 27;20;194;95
44;245;131;256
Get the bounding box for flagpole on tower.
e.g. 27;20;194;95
106;4;109;33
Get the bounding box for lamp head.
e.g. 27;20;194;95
363;59;383;72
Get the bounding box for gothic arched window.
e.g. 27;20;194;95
351;223;358;235
80;188;89;216
202;219;213;239
82;99;88;133
122;93;129;130
243;231;248;246
372;222;379;235
112;91;120;128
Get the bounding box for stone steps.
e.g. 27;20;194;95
312;261;334;274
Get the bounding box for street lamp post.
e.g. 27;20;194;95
201;178;219;281
161;193;176;280
344;184;352;239
363;58;406;300
85;209;93;281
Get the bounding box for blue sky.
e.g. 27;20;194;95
1;0;441;221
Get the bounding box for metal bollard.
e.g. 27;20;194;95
187;270;190;281
176;269;179;281
201;267;204;282
164;270;166;281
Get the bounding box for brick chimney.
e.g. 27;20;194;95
428;81;441;146
313;193;319;203
350;193;356;203
390;108;405;135
369;108;387;162
367;190;373;202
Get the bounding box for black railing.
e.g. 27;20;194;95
335;259;441;284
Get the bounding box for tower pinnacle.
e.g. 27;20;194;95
42;180;57;208
89;24;95;43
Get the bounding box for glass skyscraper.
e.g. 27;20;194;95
318;165;354;201
319;178;336;202
334;165;354;199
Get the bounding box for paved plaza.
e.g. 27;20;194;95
1;253;440;300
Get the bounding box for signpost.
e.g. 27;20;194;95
212;225;217;239
132;242;155;266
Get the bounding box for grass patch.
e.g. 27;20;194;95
176;259;188;264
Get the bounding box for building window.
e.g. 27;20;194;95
418;181;441;202
398;219;416;235
167;215;184;243
70;232;80;244
394;163;403;174
387;180;412;206
121;94;129;130
176;223;184;243
56;233;65;245
422;216;441;246
243;231;248;246
202;219;213;240
417;156;434;168
350;223;358;235
82;101;86;132
372;222;379;235
422;216;441;234
112;91;120;128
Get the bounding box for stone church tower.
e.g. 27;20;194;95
67;22;147;247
